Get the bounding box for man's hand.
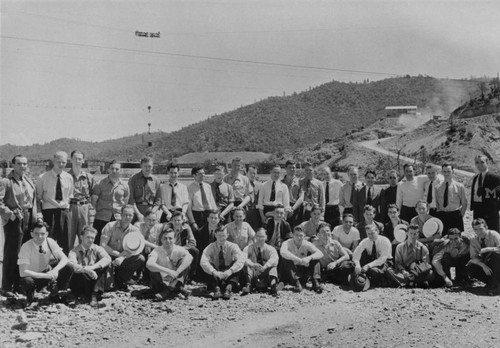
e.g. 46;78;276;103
212;271;224;280
114;256;125;266
482;264;493;276
362;264;370;273
301;257;310;267
46;270;59;281
326;261;337;271
354;265;362;275
136;213;144;222
84;268;98;280
222;270;232;279
444;276;453;287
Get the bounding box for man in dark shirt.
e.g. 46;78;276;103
379;170;398;224
128;156;161;223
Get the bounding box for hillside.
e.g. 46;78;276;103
1;76;479;162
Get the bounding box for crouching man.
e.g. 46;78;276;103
68;226;111;306
18;221;74;304
241;228;283;297
200;227;245;300
146;228;193;300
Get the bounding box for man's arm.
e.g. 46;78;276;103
280;241;302;263
459;184;468;216
366;239;391;269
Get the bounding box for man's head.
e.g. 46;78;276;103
348;166;359;183
215;226;228;244
159;228;175;248
141;156;154;176
214;165;225;183
121;205;135;224
31;221;50;245
171;211;183;229
285;160;296;177
474;155;489;173
387;170;398;187
167;163;180;182
365;224;379;241
144;209;158;228
231;157;242;175
472;218;488;238
207;209;220;228
191;166;205;183
232;207;246;225
12;154;28;177
425;165;437;181
364;170;376;187
81;226;98;249
317;222;332;244
447;228;462;247
363;205;376;222
71;150;85;168
403;164;414;180
415;200;429;216
270;164;282;181
310;204;323;222
292;226;306;245
441;164;454;181
407;224;419;243
247;165;257;182
387;204;400;220
52;151;68;173
255;228;268;246
342;214;354;229
274;204;285;222
322;167;332;181
108;160;121;180
303;163;314;180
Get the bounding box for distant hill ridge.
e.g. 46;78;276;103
1;76;478;161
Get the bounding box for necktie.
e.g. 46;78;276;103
210;229;215;242
55;174;63;201
215;183;222;204
270;222;280;246
170;184;177;207
480;238;486;248
39;245;45;254
427;181;433;204
366;187;372;205
257;247;264;265
477;173;483;197
443;182;449;208
270;181;276;202
325;181;330;204
350;183;355;205
371;241;377;256
200;183;210;210
218;245;225;270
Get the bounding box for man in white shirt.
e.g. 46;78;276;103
396;164;428;223
160;163;189;223
322;167;343;228
258;164;290;225
187;166;217;231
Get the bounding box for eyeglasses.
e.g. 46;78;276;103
39;245;46;254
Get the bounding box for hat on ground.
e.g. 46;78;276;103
122;232;145;256
348;272;370;292
422;218;443;238
394;224;408;243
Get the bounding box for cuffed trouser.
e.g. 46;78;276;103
69;266;109;296
20;264;74;298
114;254;145;285
69;203;91;248
42;208;70;254
281;258;321;285
322;260;354;284
204;269;242;291
467;252;500;287
359;250;391;285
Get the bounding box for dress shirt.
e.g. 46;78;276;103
352;236;392;269
18;238;66;273
223;173;253;202
282;175;301;203
423;177;443;209
280;239;323;263
159;181;189;212
135;222;163;246
244;243;279;268
248;180;261;208
128;172;161;208
298;178;325;211
299;220;322;239
93;177;130;221
0;172;36;220
339;181;363;209
396;175;428;209
169;224;197;248
210;181;235;208
225;222;256;250
331;225;360;250
188;182;217;212
148;245;191;275
432;237;470;263
435;179;468;215
469;230;500;260
324;179;342;205
200;241;246;274
257;180;290;210
394;240;429;272
36;170;74;209
100;221;140;253
68;169;95;202
68;243;111;271
313;238;347;268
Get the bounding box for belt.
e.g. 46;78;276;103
139;202;152;206
70;200;89;205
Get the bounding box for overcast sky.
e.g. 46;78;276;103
1;0;499;146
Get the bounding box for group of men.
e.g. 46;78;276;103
1;152;500;306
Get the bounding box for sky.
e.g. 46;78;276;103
1;0;499;146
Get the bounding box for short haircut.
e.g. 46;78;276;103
207;209;220;217
82;225;97;236
121;204;135;214
415;200;428;209
387;204;399;211
53;151;68;160
475;155;488;162
143;207;156;218
32;220;49;232
11;154;27;164
303;162;313;168
167;163;180;172
255;227;267;236
271;163;281;170
408;224;419;231
403;163;413;171
171;210;183;220
323;166;332;174
472;218;487;228
317;222;331;232
293;225;304;233
364;205;376;213
141;156;153;164
342;213;354;220
215;226;227;234
441;163;453;170
109;159;120;166
365;224;378;232
191;166;204;176
71;150;85;159
274;203;285;210
285;160;296;167
247;164;257;171
447;228;461;236
425;164;434;170
232;207;246;216
387;170;397;177
232;157;242;163
214;165;225;172
365;170;376;177
310;204;323;213
158;227;175;244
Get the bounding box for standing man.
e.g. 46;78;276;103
36;151;74;254
296;163;325;224
92;160;130;245
322;167;343;228
396;164;428;223
423;165;443;217
159;163;189;223
128;156;161;223
436;164;467;235
0;155;41;296
470;155;500;232
379;170;399;224
210;165;235;222
224;157;253;211
339;165;364;219
353;170;381;224
246;165;262;230
258;164;291;225
282;160;301;228
68;150;95;248
187;166;217;230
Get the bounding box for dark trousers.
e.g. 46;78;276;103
93;216;114;246
281;258;321;285
20;264;74;296
359;250;391;284
325;205;341;228
69;266;109;296
204;270;242;291
438;210;464;235
150;270;187;294
192;210;210;229
2;215;33;291
186;246;199;280
440;254;469;281
322;260;354;285
287;207;300;229
296;208;311;226
467;252;500;287
473;205;500;232
114;254;146;285
42;208;70;254
69;203;90;248
400;205;417;224
246;207;262;230
243;265;278;289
